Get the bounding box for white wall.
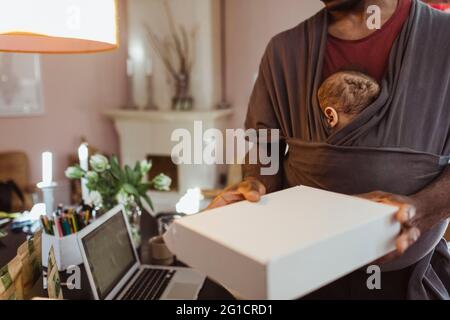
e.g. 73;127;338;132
225;0;324;127
0;1;128;184
128;0;222;111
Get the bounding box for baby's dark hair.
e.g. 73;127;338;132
318;71;381;115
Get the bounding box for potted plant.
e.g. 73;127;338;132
65;155;171;247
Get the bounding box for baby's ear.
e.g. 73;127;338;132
324;107;339;128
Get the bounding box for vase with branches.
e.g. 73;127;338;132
145;1;197;111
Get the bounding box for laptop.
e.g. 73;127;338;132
77;205;206;300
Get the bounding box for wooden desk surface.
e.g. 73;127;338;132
0;212;234;300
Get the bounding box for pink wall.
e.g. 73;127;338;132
225;0;324;128
0;2;128;184
0;0;323;184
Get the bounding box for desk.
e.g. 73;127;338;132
0;212;234;300
0;229;27;267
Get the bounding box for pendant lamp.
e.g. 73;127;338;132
0;0;118;53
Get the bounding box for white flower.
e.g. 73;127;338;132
128;194;136;206
87;191;103;208
65;166;84;179
152;173;172;191
85;171;98;184
140;160;152;175
116;189;136;207
116;189;128;206
89;154;109;173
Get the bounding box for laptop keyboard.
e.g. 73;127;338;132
121;269;176;300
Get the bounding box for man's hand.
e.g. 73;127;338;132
359;191;422;264
207;177;267;210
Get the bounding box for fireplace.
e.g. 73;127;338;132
147;155;179;192
106;109;232;212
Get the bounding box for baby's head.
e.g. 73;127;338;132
318;71;381;132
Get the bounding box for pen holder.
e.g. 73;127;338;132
41;233;83;271
41;233;93;300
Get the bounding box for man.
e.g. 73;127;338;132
209;0;450;299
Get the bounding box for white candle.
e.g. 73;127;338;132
78;143;89;171
42;152;53;187
78;143;89;203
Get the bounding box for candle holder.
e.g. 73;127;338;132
125;58;138;110
145;74;158;110
37;182;58;217
126;75;137;109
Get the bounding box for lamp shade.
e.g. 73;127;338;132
0;0;118;53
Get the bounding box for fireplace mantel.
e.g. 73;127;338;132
105;109;233;122
105;108;233;212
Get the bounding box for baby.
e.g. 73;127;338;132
318;71;381;132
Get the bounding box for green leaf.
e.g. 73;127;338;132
110;156;124;182
124;165;136;184
137;182;152;194
141;193;154;211
123;183;139;196
134;161;141;174
135;171;143;184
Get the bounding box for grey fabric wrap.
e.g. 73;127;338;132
245;0;450;272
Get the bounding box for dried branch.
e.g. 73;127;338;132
187;27;198;71
144;0;197;78
163;0;186;71
144;25;177;77
180;26;190;71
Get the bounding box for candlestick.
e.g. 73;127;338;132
146;58;153;76
78;143;89;204
39;184;57;217
145;73;158;110
37;151;57;217
126;58;137;109
42;152;53;187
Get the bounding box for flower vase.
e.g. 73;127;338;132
172;72;193;111
126;205;142;249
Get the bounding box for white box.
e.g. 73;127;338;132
164;186;400;300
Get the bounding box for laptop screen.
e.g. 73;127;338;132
82;210;137;299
